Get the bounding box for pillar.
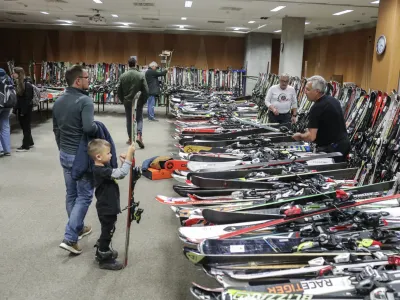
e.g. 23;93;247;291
370;0;400;92
244;32;272;95
278;17;305;78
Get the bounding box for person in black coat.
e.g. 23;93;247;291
12;67;34;152
144;62;167;121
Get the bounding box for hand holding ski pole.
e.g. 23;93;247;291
125;144;136;162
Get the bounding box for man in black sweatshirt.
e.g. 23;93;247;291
53;65;98;255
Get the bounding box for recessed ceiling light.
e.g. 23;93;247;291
60;23;72;26
41;12;49;15
258;24;266;29
93;0;102;3
185;1;192;8
57;20;73;24
179;25;185;28
333;10;353;16
271;6;285;12
371;0;379;3
112;14;118;18
234;27;240;31
248;21;255;24
274;30;282;32
305;22;311;25
181;17;187;20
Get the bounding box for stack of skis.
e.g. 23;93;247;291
156;114;400;300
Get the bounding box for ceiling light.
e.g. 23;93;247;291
93;0;102;3
41;12;49;15
112;14;118;18
248;21;255;24
181;17;187;20
179;25;185;29
333;10;353;16
371;0;379;3
257;24;266;29
185;1;192;8
305;22;311;25
60;24;72;26
271;6;285;12
57;20;73;24
274;30;282;33
234;28;240;31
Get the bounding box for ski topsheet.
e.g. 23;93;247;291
217;193;400;240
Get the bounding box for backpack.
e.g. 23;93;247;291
0;77;17;108
31;84;41;106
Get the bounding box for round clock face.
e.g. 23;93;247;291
376;35;386;55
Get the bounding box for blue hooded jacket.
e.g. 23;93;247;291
71;121;118;181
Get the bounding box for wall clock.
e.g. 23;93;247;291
376;35;387;55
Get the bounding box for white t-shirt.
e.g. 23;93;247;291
264;85;297;114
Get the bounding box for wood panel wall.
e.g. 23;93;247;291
303;28;376;89
0;28;245;70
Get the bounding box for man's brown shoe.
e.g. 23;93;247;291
136;134;145;149
78;225;92;240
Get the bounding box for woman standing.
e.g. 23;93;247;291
12;67;34;152
0;68;12;157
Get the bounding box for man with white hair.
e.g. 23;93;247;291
265;73;297;125
145;61;168;121
292;75;350;162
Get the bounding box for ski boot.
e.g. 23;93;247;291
95;249;124;270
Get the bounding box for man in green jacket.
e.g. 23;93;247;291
117;56;149;148
145;62;167;121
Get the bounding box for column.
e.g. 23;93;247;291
244;32;272;95
370;0;400;92
278;17;305;78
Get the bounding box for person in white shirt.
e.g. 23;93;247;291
265;73;298;125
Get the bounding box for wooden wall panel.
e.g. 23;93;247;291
0;28;245;70
303;28;376;89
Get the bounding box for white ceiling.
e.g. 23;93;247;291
0;0;380;36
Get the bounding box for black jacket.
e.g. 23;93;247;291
145;69;167;96
16;80;33;115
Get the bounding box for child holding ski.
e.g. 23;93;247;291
88;139;135;270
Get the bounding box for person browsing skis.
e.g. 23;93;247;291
145;62;167;122
265;73;298;125
292;75;350;162
117;56;149;148
88;139;136;270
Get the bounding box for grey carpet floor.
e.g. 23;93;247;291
0;106;216;300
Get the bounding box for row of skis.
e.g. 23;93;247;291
157;87;400;299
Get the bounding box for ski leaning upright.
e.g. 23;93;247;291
123;91;144;268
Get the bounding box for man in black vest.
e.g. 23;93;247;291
292;75;350;162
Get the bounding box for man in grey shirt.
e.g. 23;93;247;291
265;73;298;125
53;65;98;255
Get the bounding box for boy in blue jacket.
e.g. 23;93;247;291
88;139;135;270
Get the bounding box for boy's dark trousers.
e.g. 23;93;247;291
98;214;117;251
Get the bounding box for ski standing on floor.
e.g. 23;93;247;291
88;138;135;270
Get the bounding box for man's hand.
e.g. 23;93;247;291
269;105;279;116
291;116;297;124
292;133;302;141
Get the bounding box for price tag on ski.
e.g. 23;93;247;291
123;91;144;268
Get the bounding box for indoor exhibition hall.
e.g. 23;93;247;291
1;0;400;299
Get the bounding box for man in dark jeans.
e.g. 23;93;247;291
53;65;98;254
145;62;167;121
117;56;149;147
292;75;350;162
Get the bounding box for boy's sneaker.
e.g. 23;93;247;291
96;249;123;270
78;225;92;240
94;241;118;259
16;146;29;152
59;239;82;255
